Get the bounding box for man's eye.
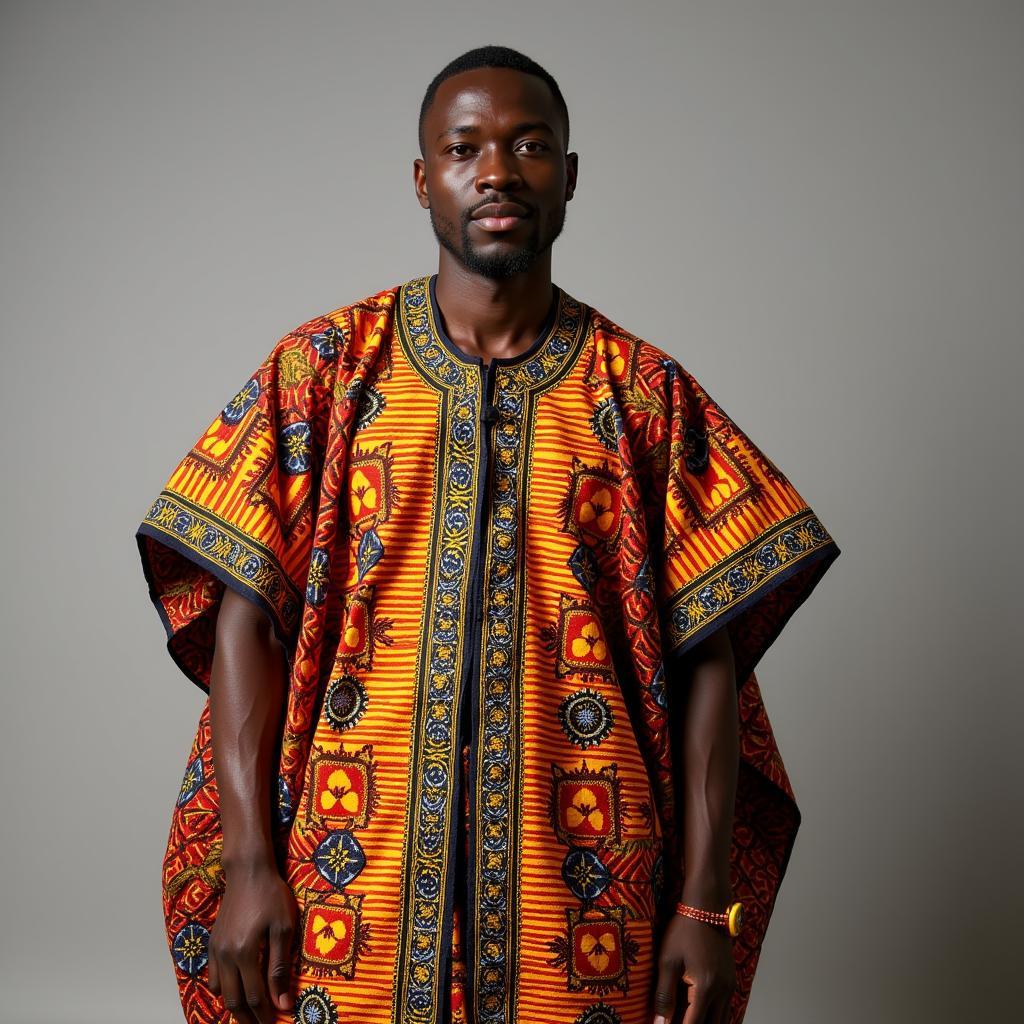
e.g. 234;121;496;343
518;141;548;153
448;144;473;156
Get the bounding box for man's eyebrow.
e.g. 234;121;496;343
436;120;557;141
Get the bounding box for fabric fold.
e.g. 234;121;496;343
136;328;337;692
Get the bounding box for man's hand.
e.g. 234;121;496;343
207;861;298;1024
208;589;295;1021
651;913;736;1024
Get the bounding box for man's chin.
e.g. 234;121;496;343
431;220;546;279
459;248;539;280
460;235;548;276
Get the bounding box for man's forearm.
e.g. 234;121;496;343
210;587;289;875
673;624;739;908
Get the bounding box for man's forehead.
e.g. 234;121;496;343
429;68;561;132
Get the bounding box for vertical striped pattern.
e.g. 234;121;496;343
389;284;483;1024
517;368;661;1022
282;330;444;1019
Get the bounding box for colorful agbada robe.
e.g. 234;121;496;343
136;273;840;1024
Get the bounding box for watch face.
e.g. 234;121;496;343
728;902;743;937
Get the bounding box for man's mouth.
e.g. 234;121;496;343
470;202;532;232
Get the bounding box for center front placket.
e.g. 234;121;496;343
457;355;499;1024
392;274;588;1024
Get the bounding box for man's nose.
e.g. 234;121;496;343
475;145;522;191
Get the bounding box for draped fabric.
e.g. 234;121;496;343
136;274;840;1024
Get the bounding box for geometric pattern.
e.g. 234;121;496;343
139;274;840;1024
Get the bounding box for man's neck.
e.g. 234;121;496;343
433;253;555;364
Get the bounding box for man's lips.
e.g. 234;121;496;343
470;202;531;232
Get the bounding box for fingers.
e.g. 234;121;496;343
211;957;258;1024
207;946;272;1024
712;993;732;1024
680;979;712;1024
682;981;736;1024
266;920;296;1012
651;958;678;1023
239;949;278;1024
207;949;220;998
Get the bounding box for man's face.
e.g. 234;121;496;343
414;67;577;280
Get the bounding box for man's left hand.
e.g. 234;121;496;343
651;913;737;1024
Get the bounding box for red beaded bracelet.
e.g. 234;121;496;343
675;900;744;937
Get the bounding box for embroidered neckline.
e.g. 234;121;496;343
397;274;587;391
426;273;559;367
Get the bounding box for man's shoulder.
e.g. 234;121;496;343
579;295;683;377
295;279;406;341
576;296;720;422
265;279;408;372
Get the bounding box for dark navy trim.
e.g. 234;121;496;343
664;538;840;681
135;523;298;695
459;357;497;1019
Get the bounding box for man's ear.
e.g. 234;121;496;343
566;151;579;201
413;157;431;210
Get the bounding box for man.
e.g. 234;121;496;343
136;45;840;1024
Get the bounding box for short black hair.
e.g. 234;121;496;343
418;45;570;156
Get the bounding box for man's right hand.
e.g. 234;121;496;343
207;861;298;1024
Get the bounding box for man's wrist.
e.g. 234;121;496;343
680;871;732;910
676;898;745;938
221;842;279;877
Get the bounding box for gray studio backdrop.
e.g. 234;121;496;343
1;2;1020;1021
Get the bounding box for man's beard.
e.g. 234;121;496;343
429;203;566;280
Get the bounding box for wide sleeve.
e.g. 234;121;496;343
135;323;339;692
654;357;840;684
